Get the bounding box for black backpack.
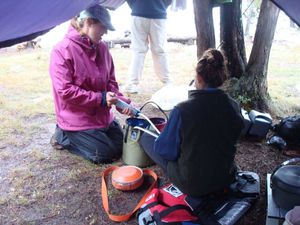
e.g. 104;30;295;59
273;116;300;144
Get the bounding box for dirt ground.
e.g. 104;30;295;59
1;90;298;225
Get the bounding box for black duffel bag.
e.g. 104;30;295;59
273;115;300;145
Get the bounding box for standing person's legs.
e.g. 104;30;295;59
149;19;170;85
54;122;123;163
126;16;150;93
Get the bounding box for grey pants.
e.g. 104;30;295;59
55;121;123;163
140;133;167;173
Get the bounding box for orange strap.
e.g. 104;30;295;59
101;166;158;222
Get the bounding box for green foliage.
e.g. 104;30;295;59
236;95;252;105
235;94;253;109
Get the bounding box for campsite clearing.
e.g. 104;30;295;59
0;41;299;224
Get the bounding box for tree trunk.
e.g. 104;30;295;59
193;0;215;60
220;0;247;78
238;0;279;110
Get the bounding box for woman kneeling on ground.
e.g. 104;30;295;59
141;49;244;197
49;5;132;163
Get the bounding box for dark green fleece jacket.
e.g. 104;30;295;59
167;89;244;197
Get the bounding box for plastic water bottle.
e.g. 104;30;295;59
115;99;140;116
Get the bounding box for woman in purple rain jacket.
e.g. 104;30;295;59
49;5;131;163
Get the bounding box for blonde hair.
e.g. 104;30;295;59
70;16;99;33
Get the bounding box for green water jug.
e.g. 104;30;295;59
122;118;154;168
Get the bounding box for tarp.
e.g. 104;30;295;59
0;0;298;48
271;0;300;27
0;0;126;48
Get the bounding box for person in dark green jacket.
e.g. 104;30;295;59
141;49;244;197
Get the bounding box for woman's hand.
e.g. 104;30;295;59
106;93;134;116
106;92;118;107
121;107;134;117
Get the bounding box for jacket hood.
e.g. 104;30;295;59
66;25;95;50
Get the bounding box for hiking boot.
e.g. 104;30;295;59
50;135;64;150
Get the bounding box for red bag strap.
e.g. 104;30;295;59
101;166;158;222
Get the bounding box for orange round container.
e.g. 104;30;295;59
111;166;144;191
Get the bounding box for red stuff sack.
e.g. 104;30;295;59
137;184;200;224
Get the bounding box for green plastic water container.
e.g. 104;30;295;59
122;118;154;168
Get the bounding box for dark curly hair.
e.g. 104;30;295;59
196;49;228;88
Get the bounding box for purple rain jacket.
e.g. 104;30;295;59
49;26;129;131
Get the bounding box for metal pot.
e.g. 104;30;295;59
271;158;300;210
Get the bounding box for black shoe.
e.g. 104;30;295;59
50;135;64;150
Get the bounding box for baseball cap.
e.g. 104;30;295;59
78;5;115;31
